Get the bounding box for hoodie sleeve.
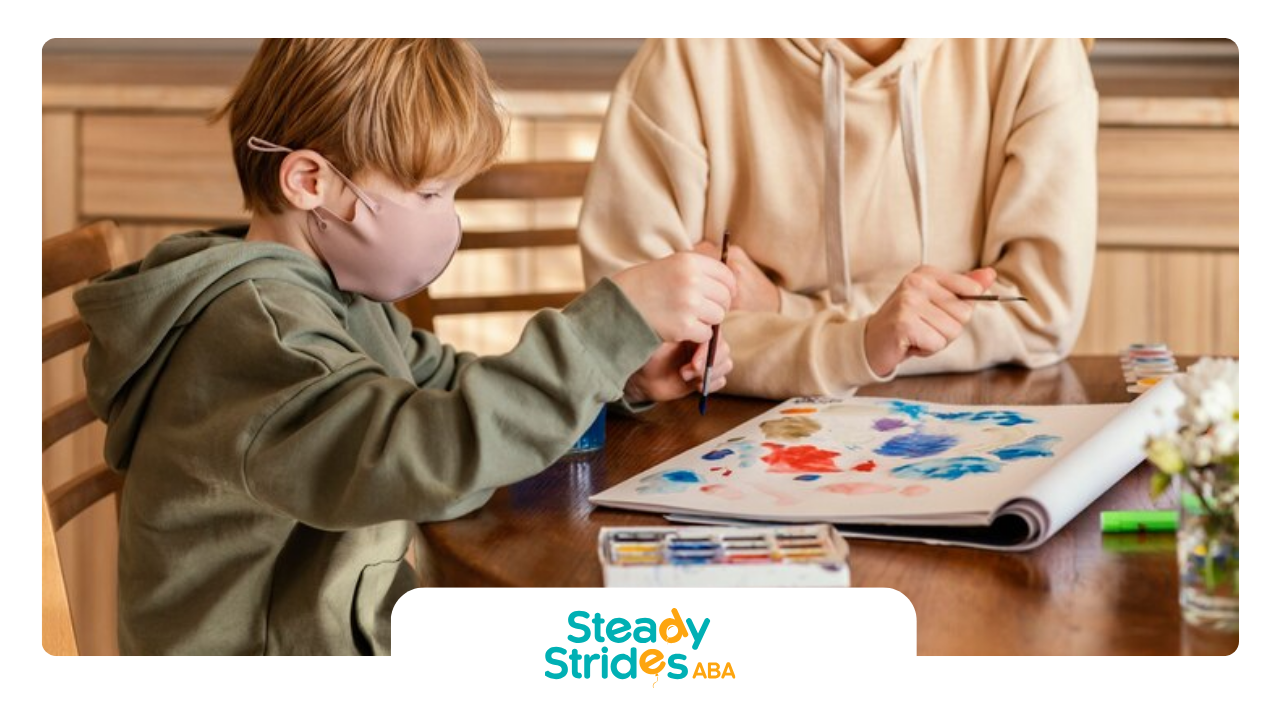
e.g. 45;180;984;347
382;303;478;391
895;38;1099;377
240;278;660;530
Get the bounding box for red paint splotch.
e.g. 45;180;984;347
852;460;877;473
701;484;745;500
761;443;841;473
819;482;895;496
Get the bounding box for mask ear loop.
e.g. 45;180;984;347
245;137;382;218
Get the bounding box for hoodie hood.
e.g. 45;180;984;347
73;228;340;470
785;39;942;87
783;39;942;306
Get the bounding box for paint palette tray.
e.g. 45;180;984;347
598;524;851;587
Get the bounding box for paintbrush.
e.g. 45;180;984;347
699;231;731;416
958;295;1029;303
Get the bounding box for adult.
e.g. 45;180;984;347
581;39;1098;398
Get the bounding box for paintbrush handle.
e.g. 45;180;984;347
699;231;731;415
958;295;1029;303
702;327;721;390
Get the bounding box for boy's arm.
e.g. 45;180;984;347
382;303;477;391
242;279;660;530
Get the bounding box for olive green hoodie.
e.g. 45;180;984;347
74;228;660;655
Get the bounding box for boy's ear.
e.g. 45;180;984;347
277;150;332;211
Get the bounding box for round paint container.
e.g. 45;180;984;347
566;406;607;455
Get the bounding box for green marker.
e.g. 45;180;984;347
1100;510;1178;533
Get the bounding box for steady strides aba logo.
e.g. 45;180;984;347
544;608;735;685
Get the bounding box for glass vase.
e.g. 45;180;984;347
1176;471;1239;632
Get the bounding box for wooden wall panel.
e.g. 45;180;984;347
1215;252;1239;355
42;112;78;238
82;115;245;222
1077;248;1239;357
1098;127;1238;249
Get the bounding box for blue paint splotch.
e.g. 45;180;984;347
701;448;735;461
794;474;822;482
875;432;960;459
881;400;1036;428
929;409;1035;427
885;400;930;421
872;417;909;432
727;440;762;468
891;456;1003;482
989;434;1061;461
636;469;704;495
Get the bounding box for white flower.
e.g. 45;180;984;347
1210;420;1240;458
1177;432;1215;467
1175;357;1239;434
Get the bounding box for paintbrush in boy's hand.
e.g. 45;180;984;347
699;231;731;416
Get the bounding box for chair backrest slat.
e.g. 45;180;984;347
43;220;123;298
42;220;128;655
429;291;582;317
43;317;91;363
460;228;579;251
46;466;125;533
455;161;590;200
42;496;79;656
43;396;98;451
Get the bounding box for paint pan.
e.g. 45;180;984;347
599;524;850;587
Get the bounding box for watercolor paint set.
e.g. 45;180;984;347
598;524;851;587
1120;343;1179;394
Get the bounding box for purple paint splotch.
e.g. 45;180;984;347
872;418;909;432
891;456;1002;481
701;448;735;461
989;434;1061;461
875;432;960;459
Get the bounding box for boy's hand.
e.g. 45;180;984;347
624;335;733;404
864;266;998;377
693;240;780;313
612;252;737;343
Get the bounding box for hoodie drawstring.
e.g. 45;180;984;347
821;48;852;306
821;49;928;309
897;62;929;266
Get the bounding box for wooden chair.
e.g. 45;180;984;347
42;220;126;656
399;160;590;332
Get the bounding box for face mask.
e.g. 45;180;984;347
248;137;462;302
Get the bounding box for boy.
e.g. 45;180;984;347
74;39;734;655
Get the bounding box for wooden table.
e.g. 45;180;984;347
420;357;1238;655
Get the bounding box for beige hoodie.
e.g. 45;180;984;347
580;39;1098;399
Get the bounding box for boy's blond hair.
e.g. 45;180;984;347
218;39;505;214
